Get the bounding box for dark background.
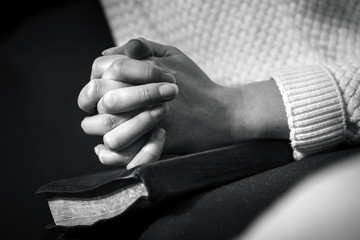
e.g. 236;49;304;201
0;0;115;239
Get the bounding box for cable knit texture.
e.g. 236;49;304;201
333;59;360;143
100;0;360;159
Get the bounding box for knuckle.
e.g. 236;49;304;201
77;92;86;110
102;115;117;131
143;64;155;80
138;86;152;102
171;46;182;55
92;57;103;76
86;80;101;100
103;66;116;80
172;46;179;52
113;58;128;74
102;92;116;110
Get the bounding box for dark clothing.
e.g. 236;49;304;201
56;147;359;240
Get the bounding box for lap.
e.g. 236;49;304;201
57;146;358;240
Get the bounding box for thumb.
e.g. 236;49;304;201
102;38;180;58
102;39;153;59
125;38;154;59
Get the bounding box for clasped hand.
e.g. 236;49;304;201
78;38;278;169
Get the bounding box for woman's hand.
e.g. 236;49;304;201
78;51;178;168
78;38;289;168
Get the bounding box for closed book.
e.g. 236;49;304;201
37;140;292;230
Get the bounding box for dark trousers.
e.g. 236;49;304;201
2;1;358;239
56;147;359;240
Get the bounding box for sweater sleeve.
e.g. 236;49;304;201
271;60;360;160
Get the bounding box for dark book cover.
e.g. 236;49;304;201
37;140;293;232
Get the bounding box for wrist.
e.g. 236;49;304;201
212;84;251;144
221;80;289;143
242;79;289;140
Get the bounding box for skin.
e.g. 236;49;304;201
78;38;289;169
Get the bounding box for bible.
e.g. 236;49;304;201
37;140;293;230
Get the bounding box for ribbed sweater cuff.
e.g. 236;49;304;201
272;65;346;160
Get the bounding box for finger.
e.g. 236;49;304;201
101;57;176;84
139;38;182;57
97;82;178;114
102;38;181;57
102;45;125;56
81;111;138;136
78;79;130;114
127;128;165;169
94;135;147;166
125;39;154;59
103;104;168;151
102;39;152;59
91;55;126;80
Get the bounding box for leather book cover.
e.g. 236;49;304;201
37;140;293;231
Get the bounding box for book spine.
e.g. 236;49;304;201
137;140;293;201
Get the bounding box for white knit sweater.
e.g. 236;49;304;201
100;0;360;159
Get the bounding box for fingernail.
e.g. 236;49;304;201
126;162;134;170
150;105;168;120
161;73;176;83
94;146;99;156
128;39;144;45
158;84;179;99
154;128;166;141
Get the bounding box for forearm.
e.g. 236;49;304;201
223;80;289;144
